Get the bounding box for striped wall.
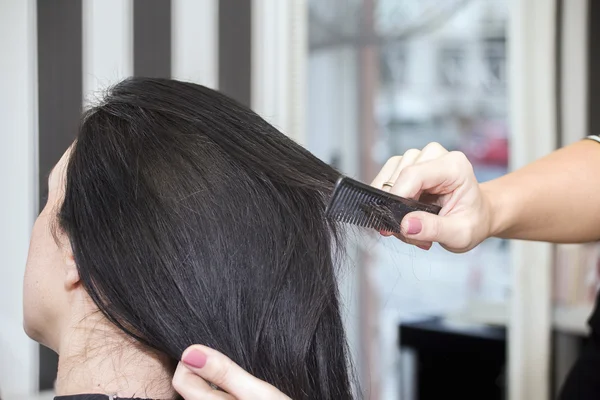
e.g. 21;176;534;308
0;0;308;395
36;0;230;390
0;0;258;395
1;0;307;395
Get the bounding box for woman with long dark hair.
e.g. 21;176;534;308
24;77;354;400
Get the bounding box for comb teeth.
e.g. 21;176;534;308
325;176;442;233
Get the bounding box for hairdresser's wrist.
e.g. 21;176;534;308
479;179;513;240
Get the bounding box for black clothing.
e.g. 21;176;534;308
559;134;600;399
559;332;600;399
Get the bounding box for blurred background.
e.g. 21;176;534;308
0;0;597;399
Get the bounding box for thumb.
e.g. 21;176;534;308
400;211;473;252
178;345;290;400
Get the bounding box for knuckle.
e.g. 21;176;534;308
386;155;403;165
403;148;420;157
211;358;233;387
398;164;416;179
423;142;446;152
448;151;471;166
446;152;472;177
393;167;419;197
454;227;473;248
397;165;421;187
171;369;187;391
429;219;442;240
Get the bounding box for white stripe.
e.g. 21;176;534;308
171;0;219;89
82;0;134;105
560;0;589;145
0;0;39;396
508;0;557;399
585;135;600;144
251;0;307;144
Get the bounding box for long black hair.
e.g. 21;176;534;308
58;77;354;399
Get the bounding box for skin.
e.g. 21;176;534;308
483;139;600;242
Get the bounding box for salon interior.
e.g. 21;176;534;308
0;0;598;399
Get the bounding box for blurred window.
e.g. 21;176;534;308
307;1;510;398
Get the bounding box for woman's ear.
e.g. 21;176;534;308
64;249;80;290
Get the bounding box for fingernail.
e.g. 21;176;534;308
405;218;422;235
379;230;392;237
182;348;207;369
417;243;432;251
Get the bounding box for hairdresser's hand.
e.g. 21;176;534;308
371;142;491;253
173;345;291;400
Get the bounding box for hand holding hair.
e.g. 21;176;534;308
173;345;292;400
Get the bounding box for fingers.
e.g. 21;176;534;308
374;144;451;242
400;211;472;250
399;235;433;251
414;142;448;163
371;156;402;188
173;361;235;400
382;149;420;192
389;151;471;199
382;228;433;249
175;345;290;400
375;143;449;194
371;144;475;250
387;143;448;196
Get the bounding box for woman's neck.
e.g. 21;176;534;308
55;315;176;399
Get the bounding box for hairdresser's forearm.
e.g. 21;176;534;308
482;139;600;243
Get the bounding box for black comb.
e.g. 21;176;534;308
325;176;442;233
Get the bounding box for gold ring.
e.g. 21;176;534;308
382;181;395;188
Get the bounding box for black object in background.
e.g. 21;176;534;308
399;317;506;400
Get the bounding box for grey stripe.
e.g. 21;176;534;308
589;0;600;136
37;0;83;390
133;0;172;78
218;0;252;107
555;0;563;148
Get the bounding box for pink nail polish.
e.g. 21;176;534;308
406;218;422;235
182;349;207;369
417;244;432;251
